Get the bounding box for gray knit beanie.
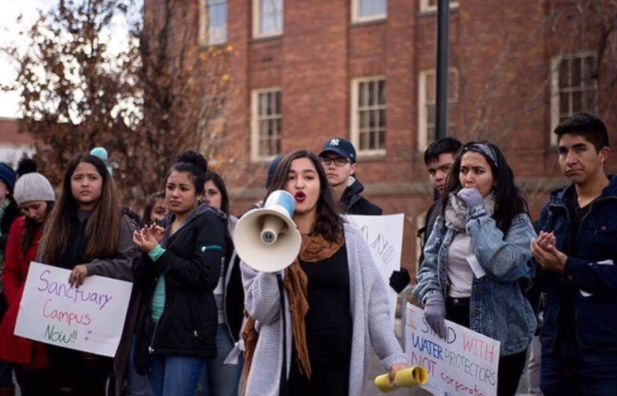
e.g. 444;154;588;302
14;172;56;205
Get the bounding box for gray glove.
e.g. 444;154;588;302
457;188;484;209
424;294;447;338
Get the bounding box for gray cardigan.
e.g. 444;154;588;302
241;222;409;396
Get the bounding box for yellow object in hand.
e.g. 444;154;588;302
374;366;428;393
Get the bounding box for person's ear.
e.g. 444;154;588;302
350;163;357;176
599;147;611;164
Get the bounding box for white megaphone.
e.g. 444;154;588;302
233;190;302;273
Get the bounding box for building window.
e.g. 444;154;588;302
550;53;598;145
253;0;283;38
199;0;227;46
351;77;386;155
251;89;282;161
352;0;387;23
418;69;459;151
419;0;459;13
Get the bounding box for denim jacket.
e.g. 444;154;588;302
414;205;537;355
536;175;617;352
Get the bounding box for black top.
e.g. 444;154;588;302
559;193;594;343
288;242;352;395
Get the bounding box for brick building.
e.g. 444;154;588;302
0;117;35;168
146;0;617;274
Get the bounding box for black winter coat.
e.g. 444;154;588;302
134;204;226;374
0;199;19;253
341;178;383;215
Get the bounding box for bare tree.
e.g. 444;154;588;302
2;0;235;206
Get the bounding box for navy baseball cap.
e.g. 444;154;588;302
319;137;357;163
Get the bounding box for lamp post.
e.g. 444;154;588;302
435;0;451;140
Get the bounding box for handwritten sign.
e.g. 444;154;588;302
405;303;500;396
15;262;133;357
346;214;404;325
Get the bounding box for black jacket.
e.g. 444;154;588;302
416;198;442;270
134;204;226;373
0;200;19;254
341;178;382;215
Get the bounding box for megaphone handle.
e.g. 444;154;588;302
277;274;290;396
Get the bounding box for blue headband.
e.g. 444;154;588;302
462;143;498;168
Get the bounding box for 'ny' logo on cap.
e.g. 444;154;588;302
330;138;340;146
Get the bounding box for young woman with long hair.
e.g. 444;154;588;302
0;171;55;396
414;141;537;396
195;172;244;396
241;150;409;396
132;152;227;396
38;154;139;396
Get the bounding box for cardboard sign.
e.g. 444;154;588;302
405;303;501;396
346;214;404;325
15;262;133;357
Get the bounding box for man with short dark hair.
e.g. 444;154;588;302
532;113;617;396
417;137;462;269
319;137;382;215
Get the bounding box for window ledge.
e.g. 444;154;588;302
198;41;228;50
251;156;279;165
417;6;459;18
250;34;283;44
350;17;387;28
357;151;387;162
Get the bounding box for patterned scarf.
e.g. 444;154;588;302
242;231;344;392
444;191;496;233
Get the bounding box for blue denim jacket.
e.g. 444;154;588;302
536;175;617;352
414;205;537;355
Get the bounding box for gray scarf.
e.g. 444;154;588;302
444;191;496;233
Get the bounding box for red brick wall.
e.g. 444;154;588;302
145;0;617;276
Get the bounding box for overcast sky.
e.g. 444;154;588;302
0;0;50;118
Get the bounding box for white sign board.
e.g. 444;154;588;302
15;262;133;357
405;303;500;396
346;214;404;325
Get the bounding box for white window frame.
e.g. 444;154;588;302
351;0;387;23
198;0;227;46
550;52;598;146
253;0;283;39
351;76;387;157
251;88;282;162
418;68;459;152
419;0;459;13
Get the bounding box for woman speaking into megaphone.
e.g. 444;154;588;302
240;150;409;396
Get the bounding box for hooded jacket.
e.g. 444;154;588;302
341;178;382;216
133;203;226;374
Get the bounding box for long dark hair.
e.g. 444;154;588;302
21;202;54;255
205;172;230;216
142;191;165;226
40;155;121;263
441;141;529;233
266;150;343;242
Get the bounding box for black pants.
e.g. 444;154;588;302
47;346;113;396
14;366;51;396
446;297;528;396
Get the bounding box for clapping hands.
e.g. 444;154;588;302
133;224;165;253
